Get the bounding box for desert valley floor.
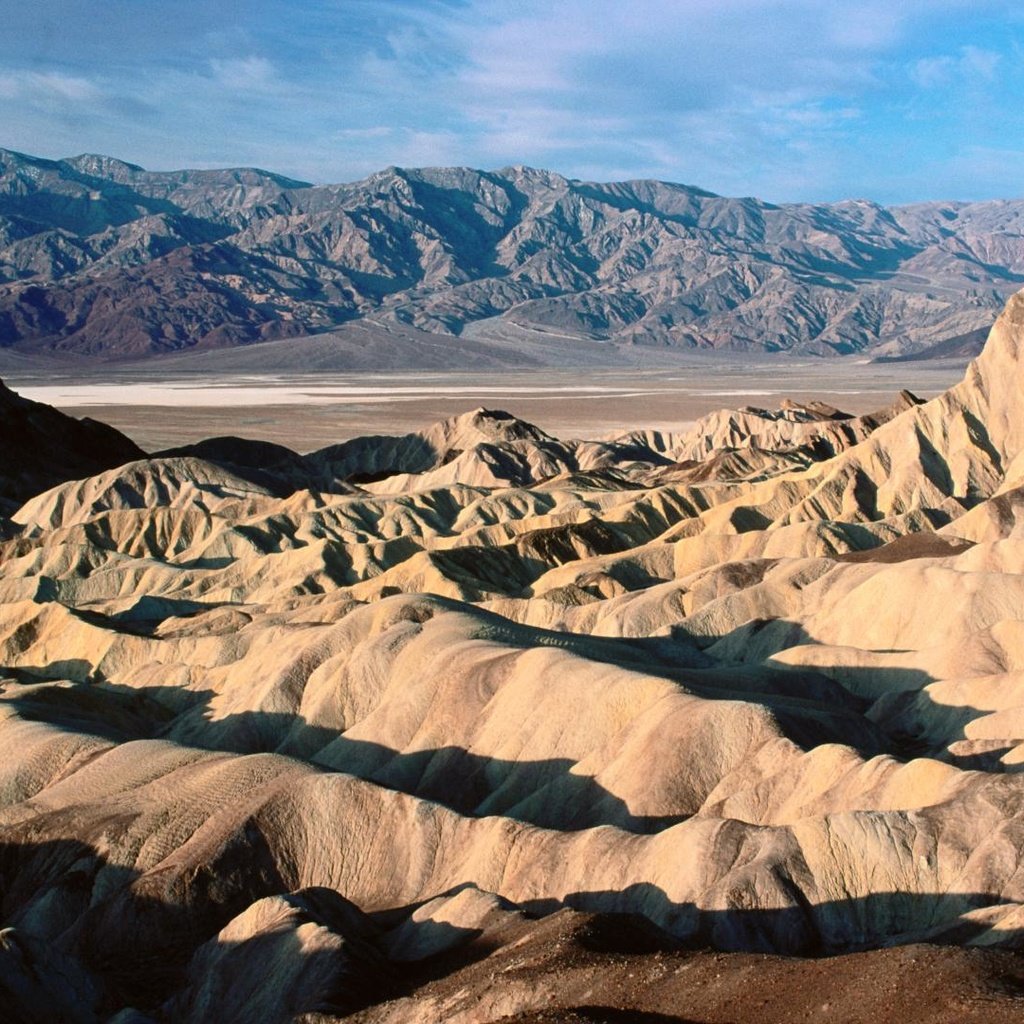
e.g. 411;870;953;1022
6;353;965;452
6;304;1024;1021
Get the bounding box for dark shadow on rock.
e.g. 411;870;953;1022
3;658;98;684
1;609;1019;1015
2;830;1024;1018
0;377;146;511
69;599;228;639
835;532;975;564
522;883;1018;958
308;432;441;485
1;675;175;743
153;436;316;498
4;613;989;838
1;674;687;832
0;839;395;1021
160;886;395;1024
0;654;902;836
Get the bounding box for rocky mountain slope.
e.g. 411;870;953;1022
0;147;1021;360
6;292;1024;1019
0;379;144;517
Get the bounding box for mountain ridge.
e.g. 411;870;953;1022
0;147;1021;361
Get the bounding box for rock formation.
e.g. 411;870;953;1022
0;379;144;517
6;292;1024;1018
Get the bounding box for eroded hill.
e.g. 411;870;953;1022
5;295;1024;1019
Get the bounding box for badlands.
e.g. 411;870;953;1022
7;294;1024;1021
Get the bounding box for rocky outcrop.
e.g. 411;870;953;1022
7;292;1024;1017
0;378;145;515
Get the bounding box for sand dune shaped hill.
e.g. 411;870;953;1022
5;294;1024;1019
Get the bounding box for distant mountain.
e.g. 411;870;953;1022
872;325;990;363
0;147;1020;359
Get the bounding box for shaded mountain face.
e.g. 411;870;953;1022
0;147;1021;359
0;377;144;516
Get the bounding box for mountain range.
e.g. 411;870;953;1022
1;147;1023;361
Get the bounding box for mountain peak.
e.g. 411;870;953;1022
64;153;146;177
497;164;570;185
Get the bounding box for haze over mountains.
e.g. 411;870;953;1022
7;290;1024;1019
1;147;1022;362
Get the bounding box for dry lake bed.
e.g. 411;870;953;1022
7;357;968;451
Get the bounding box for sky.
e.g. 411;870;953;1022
1;0;1022;203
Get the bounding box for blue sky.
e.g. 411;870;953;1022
1;0;1022;202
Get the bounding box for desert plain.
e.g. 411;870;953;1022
6;354;965;452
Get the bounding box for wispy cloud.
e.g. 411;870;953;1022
0;0;1020;200
208;56;280;93
0;69;102;102
960;45;1001;80
911;45;1001;88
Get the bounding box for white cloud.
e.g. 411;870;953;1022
391;129;463;168
960;45;1000;80
421;3;887;149
911;56;955;88
208;56;278;92
912;45;1001;89
824;3;903;48
0;69;102;102
332;126;393;140
369;0;887;195
326;127;464;174
0;0;1019;201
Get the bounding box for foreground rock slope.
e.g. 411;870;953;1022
6;294;1024;1019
